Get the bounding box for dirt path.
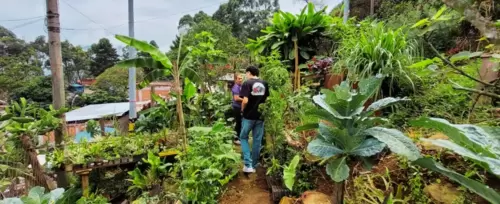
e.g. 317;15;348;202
219;167;273;204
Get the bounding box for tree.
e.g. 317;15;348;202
168;18;245;61
212;0;280;40
9;76;53;107
0;34;44;98
178;14;194;28
0;26;15;38
92;66;141;98
178;11;211;29
88;38;119;77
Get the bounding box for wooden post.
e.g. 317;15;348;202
99;119;106;136
370;0;375;15
331;181;345;204
20;135;50;189
46;0;67;187
76;169;92;197
293;39;300;91
150;85;156;106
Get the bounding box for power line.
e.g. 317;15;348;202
58;1;225;32
9;18;44;30
0;16;44;22
60;0;114;35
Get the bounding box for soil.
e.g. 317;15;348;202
218;167;272;204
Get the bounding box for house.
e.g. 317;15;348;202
44;101;153;143
136;81;173;102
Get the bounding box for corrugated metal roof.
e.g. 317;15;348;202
65;102;148;122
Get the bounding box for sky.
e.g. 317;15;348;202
0;0;341;53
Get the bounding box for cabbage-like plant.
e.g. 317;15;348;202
297;75;420;202
0;186;65;204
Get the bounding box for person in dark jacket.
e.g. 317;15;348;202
239;66;269;173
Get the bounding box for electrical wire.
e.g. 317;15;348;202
58;0;225;32
8;18;44;31
60;0;115;35
0;16;45;22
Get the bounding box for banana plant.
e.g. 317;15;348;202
297;75;419;183
115;35;199;151
246;2;333;60
0;98;65;189
246;2;333;90
410;117;500;204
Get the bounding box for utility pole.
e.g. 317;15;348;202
128;0;137;123
343;0;349;23
46;0;67;187
370;0;375;16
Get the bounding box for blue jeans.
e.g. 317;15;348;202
239;118;264;168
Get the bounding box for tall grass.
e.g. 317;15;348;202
335;21;418;94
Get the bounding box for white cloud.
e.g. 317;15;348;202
0;0;341;51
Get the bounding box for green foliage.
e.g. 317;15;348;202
75;89;127;106
0;98;65;136
85;120;99;138
259;51;293;160
88;38;119;77
46;133;169;166
413;157;500;204
348;173;409;204
283;155;300;191
9;76;52;108
411;117;500;175
169;18;245;60
75;193;109;204
174;123;240;203
93;66;142;99
246;2;333;61
335;21;416;92
127;151;171;196
135;95;176;133
297;76;420;182
390;59;483;125
212;0;279;41
377;0;461;56
0;35;44;97
182;32;228;88
0;186;65;204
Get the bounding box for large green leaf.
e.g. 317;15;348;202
115;35;172;69
312;94;350;120
283;155;301;191
183;78;196;101
408;59;434;68
413;158;500;204
0;198;23;204
366;97;409;113
307;137;344;159
410;117;498;157
326;156;349;182
295;123;319;132
421;139;500;175
364;127;421;161
350;138;386;157
358;74;384;98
